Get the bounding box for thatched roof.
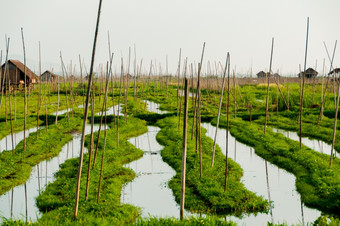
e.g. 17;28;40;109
1;59;38;80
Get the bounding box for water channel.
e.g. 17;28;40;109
201;123;321;225
0;124;106;222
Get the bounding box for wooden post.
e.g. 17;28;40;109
180;78;189;220
212;53;229;167
330;71;340;167
299;17;309;149
21;28;28;150
74;0;102;218
224;53;231;192
264;37;274;134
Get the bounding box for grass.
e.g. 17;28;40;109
211;116;340;216
0;117;82;195
35;116;148;225
156;116;269;215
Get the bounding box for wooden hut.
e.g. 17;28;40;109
297;68;318;78
328;68;340;76
41;70;58;82
256;71;267;78
0;59;38;89
256;71;279;78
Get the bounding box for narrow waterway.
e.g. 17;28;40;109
273;127;334;156
96;104;123;116
0;126;45;153
0;124;106;222
144;100;168;114
201;123;321;225
121;126;179;217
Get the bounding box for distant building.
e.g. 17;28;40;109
328;68;340;76
298;68;318;78
0;59;38;89
41;70;59;82
256;71;267;78
256;71;280;78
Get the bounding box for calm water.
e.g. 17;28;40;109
202;123;321;225
273;127;335;156
121;126;179;217
0;124;106;222
0;126;45;153
144;100;168;114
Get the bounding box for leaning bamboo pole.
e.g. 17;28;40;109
97;63;110;203
178;58;187;130
180;78;189;220
330;70;340;167
211;54;229;167
74;0;102;218
317;41;337;125
299;17;309;149
264;37;274;134
224;53;230;192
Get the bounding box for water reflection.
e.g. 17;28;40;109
121;126;179;217
0;127;45;153
201;123;320;225
273;128;334;156
0;124;106;222
144;100;168;114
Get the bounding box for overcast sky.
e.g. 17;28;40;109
1;0;339;76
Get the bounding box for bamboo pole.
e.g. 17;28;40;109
176;49;182;117
224;53;231;192
211;53;229;167
299;17;309;149
264;37;274;134
37;42;42;139
178;58;187;130
180;78;189;220
21;28;28;150
9;78;14;154
92;54;113;169
97;63;110;203
330;71;339;167
85;82;95;200
74;0;102;218
317;41;337;125
0;40;9;113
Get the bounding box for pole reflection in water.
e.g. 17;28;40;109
121;126;179;218
201;122;321;225
0;124;106;222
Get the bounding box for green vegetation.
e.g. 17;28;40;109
211;116;340;215
35;117;148;225
156;116;269;215
0;117;82;195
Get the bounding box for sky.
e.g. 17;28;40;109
0;0;339;76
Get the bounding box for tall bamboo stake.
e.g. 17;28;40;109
224;53;231;192
37;42;42;139
330;71;340;167
178;58;187;130
21;28;28;150
97;64;110;203
9;78;14;154
180;78;189;220
264;37;274;134
212;53;229;166
74;0;102;218
299;17;309;149
0;39;9;113
176;49;182;117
